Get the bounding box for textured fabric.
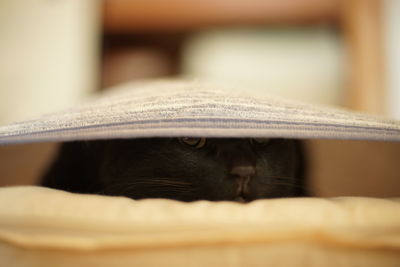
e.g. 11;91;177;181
0;186;399;267
0;79;399;144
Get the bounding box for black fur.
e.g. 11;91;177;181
41;138;307;202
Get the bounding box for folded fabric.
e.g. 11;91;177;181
0;80;399;144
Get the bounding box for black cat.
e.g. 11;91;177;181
41;138;307;202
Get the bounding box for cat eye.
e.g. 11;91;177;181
180;137;206;148
251;138;270;145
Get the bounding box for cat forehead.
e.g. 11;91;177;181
105;137;271;148
185;138;272;150
207;138;253;144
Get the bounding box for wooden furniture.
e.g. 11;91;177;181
341;0;385;115
102;0;386;115
103;0;339;32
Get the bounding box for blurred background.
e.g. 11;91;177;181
0;0;399;197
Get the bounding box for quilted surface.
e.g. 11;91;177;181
0;186;399;267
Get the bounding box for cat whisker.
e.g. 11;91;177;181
100;177;196;197
143;179;192;187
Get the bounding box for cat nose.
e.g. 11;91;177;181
230;165;256;178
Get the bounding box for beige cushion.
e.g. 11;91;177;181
0;186;399;267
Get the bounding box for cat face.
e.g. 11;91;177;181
42;138;306;202
95;138;305;201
